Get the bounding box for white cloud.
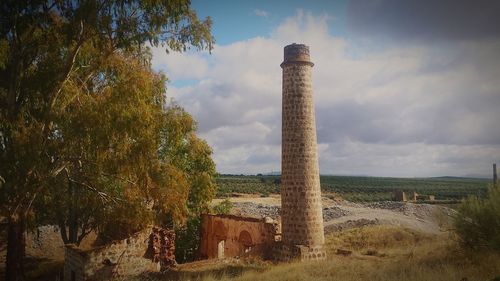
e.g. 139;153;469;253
254;9;269;17
151;47;209;80
318;141;499;177
202;122;273;149
152;11;500;176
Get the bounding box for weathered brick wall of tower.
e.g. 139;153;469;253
279;43;326;261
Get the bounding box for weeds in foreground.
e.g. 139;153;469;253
454;183;500;251
136;225;500;281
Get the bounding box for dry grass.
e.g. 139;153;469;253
193;226;500;281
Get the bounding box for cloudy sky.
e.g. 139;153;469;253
151;0;500;177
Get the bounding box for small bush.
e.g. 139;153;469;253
454;183;500;251
175;216;202;263
212;198;233;215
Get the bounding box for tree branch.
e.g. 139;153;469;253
67;177;123;204
48;20;86;113
77;227;92;245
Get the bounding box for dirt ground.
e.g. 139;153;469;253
216;194;455;235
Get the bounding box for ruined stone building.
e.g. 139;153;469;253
278;43;326;261
199;214;280;259
412;192;435;202
393;190;407;202
64;226;174;281
393;190;435;202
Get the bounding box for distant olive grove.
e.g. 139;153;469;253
217;175;489;202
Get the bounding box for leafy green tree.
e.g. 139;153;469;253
160;104;217;217
159;104;217;261
0;1;214;280
454;183;500;251
36;49;172;244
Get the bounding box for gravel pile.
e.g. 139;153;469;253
323;206;351;221
364;201;456;219
231;202;352;221
324;218;379;233
365;201;407;212
231;202;281;219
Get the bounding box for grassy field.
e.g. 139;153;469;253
139;225;500;281
216;175;490;202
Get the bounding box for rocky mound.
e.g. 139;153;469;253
230;202;352;221
231;202;281;219
365;201;456;219
323;206;351;221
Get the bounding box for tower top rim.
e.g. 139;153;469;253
281;43;314;68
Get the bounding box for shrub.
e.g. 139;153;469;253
175;216;202;263
212;198;233;215
454;183;500;251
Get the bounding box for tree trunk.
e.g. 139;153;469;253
68;178;78;244
59;222;69;244
5;214;26;281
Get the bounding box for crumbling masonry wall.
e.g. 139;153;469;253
64;227;172;281
145;227;176;270
199;214;280;259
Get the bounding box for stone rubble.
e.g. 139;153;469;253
324;218;379;233
365;201;457;219
322;206;352;221
231;202;281;219
230;202;351;222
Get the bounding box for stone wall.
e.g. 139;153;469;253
64;227;163;281
26;225;97;261
280;43;326;260
199;214;280;260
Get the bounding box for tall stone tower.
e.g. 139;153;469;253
279;43;326;260
494;163;497;188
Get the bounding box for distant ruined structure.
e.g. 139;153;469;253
277;43;326;261
393;190;407;202
392;190;435;202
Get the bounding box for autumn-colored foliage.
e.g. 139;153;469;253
0;1;215;279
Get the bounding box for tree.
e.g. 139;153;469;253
0;1;214;280
159;104;217;217
159;104;217;262
36;49;173;244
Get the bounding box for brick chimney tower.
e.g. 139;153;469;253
279;43;326;260
494;163;497;188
